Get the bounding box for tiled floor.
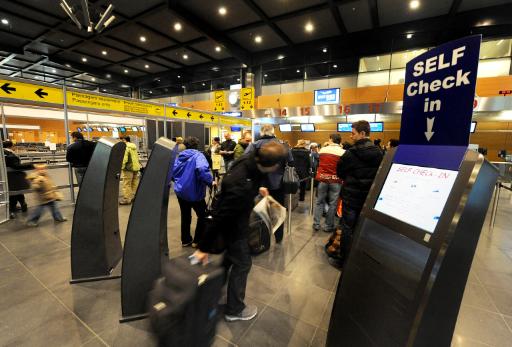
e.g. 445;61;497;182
1;187;511;347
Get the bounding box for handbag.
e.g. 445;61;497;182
282;165;300;194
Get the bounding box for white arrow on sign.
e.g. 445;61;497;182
425;117;435;141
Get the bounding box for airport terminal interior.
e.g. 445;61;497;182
1;0;512;346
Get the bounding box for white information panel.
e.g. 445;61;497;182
374;163;458;233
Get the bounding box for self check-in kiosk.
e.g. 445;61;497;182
327;35;498;346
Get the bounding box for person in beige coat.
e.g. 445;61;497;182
26;164;66;226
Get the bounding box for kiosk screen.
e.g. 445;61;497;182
374;163;458;233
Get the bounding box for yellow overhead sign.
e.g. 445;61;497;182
213;91;226;112
0;79;63;104
219;116;252;127
240;87;255;111
167;107;218;123
67;91;164;116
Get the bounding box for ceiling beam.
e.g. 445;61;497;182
0;53;17;66
168;0;252;64
368;0;380;28
240;0;294;46
328;0;348;35
10;57;48;77
449;0;464;16
48;56;134;84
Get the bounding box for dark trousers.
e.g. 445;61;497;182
74;167;87;186
299;180;307;201
177;197;207;244
339;203;362;264
223;239;252;315
269;188;285;243
9;194;26;213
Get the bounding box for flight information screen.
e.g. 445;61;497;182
374;163;458;233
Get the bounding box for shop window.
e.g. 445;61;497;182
480;39;512;60
477;58;511;78
359;55;391;72
390;49;428;69
357;70;390;87
389;69;406;84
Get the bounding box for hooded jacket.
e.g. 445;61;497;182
233;140;249;160
122;142;141;172
172;149;213;202
27;171;63;203
337;138;383;210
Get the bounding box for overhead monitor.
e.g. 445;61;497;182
119;127;126;132
88;127;93;132
77;127;82;132
374;163;458;233
96;128;103;132
370;122;384;132
279;124;292;132
231;126;242;132
300;123;315;132
470;121;477;133
103;127;109;132
131;126;139;131
337;123;352;132
314;88;340;105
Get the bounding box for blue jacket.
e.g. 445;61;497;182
172;149;213;202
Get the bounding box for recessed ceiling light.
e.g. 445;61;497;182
91;77;96;81
72;83;76;86
296;69;300;73
183;54;188;60
277;54;285;60
102;89;106;92
102;50;107;55
81;57;87;62
237;78;240;82
409;0;420;10
477;20;492;26
406;33;413;39
174;22;182;31
377;56;380;61
218;6;227;15
1;19;9;25
52;69;57;73
140;36;146;42
106;74;111;78
149;90;153;94
333;64;338;68
215;46;221;52
65;64;71;67
124;69;129;73
178;75;181;78
35;76;41;79
264;74;268;77
144;64;149;69
202;82;206;86
497;39;504;46
322;48;327;53
254;35;262;43
305;22;314;33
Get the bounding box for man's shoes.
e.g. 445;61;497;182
21;203;28;212
55;218;67;223
313;225;321;232
9;213;15;219
26;221;38;227
182;241;193;247
225;305;258;322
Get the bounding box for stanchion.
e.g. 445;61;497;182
489;182;502;230
309;177;315;216
287;194;292;235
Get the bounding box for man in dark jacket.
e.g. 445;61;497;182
291;140;311;201
4;141;32;218
66;132;95;186
219;132;237;170
194;141;287;322
244;124;294;242
337;120;383;264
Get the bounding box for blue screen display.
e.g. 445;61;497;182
370;122;384;132
337;123;351;132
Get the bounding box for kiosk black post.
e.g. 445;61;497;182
120;137;173;322
70;138;125;283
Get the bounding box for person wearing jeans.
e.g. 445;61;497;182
176;198;207;246
313;134;345;232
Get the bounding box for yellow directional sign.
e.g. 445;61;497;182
0;79;63;104
213;91;226;112
219;116;252;127
67;91;164;116
167;108;218;123
240;87;255;111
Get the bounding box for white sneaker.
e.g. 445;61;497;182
225;304;258;322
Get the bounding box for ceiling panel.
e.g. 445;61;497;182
339;0;373;33
78;42;133;62
25;42;61;56
106;64;145;78
33;65;77;78
146;56;182;69
107;23;176;52
189;40;232;60
0;13;48;39
56;51;106;68
459;0;512;12
4;59;32;69
159;48;210;66
95;37;146;56
180;0;261;31
0;32;29;47
253;0;326;17
229;25;287;52
43;31;83;48
378;0;451;27
276;9;338;44
1;1;61;26
123;59;169;73
15;0;67;21
139;10;204;42
109;0;165;18
0;68;16;75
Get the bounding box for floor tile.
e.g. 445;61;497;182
98;318;157;347
21;247;71;290
460;283;497;312
216;297;267;343
485;285;512;316
289;257;341;292
212;336;237;347
454;305;512;346
310;328;327;347
451;334;494;347
81;337;109;347
269;278;331;327
319;292;334;331
238;306;316;347
0;228;69;262
246;265;287;304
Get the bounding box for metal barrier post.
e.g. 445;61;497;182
309;176;315;216
63;83;75;204
287;194;292;235
489;182;501;230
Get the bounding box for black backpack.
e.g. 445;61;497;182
248;211;271;255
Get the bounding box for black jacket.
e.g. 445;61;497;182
199;153;265;252
337;138;383;210
4;149;33;191
220;139;236;161
291;147;311;180
66;140;96;168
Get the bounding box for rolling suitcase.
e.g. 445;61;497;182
148;255;225;347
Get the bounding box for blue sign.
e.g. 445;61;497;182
370;122;384;132
314;88;340;105
223;111;242;117
400;35;481;146
337;123;352;132
230;126;242;132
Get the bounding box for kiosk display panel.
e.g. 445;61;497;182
279;124;292;132
374;163;458;233
300;123;315;132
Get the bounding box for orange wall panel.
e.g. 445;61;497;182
180;100;213;111
476;76;512;96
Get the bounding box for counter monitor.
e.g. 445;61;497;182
337;123;352;132
279;124;292;132
300;124;315;132
370;122;384;132
131;126;139;131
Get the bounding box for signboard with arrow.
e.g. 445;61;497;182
0;79;63;104
240;87;255;111
399;36;480;146
213;91;226;112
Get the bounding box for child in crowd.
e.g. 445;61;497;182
26;164;67;227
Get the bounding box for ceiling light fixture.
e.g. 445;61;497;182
215;46;221;52
178;75;181;78
277;54;285;60
174;22;182;31
65;64;71;67
124;69;129;74
80;0;92;32
60;0;82;29
264;74;268;77
305;22;314;33
183;54;188;60
81;57;87;62
144;64;149;69
94;4;115;33
91;77;96;81
202;83;206;86
149;91;153;94
254;35;262;43
409;0;420;10
322;48;327;53
237;78;240;82
60;1;115;33
140;36;146;42
52;69;57;73
102;50;107;55
218;7;227;15
377;56;380;60
1;18;9;25
296;69;300;73
333;64;338;68
407;33;413;39
106;74;111;78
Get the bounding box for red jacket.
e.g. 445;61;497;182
315;144;345;183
